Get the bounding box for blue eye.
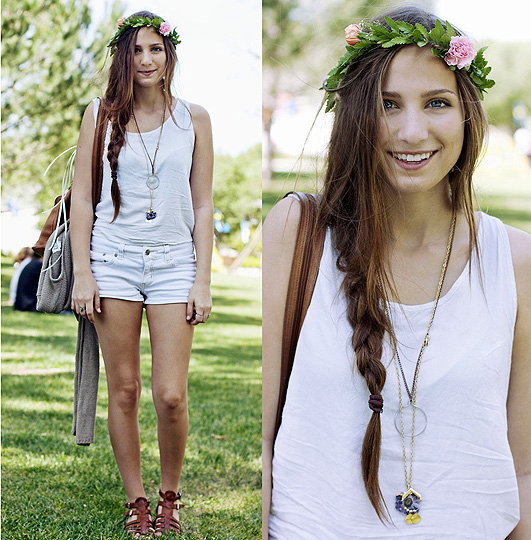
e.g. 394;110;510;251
383;100;395;110
429;99;450;108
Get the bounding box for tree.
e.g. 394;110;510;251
262;0;310;188
213;144;261;247
1;0;123;211
262;0;395;184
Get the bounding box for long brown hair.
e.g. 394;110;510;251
317;6;488;521
103;10;178;221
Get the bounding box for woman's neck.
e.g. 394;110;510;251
133;85;165;113
386;183;454;249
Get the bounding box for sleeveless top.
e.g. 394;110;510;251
270;212;520;540
91;97;195;246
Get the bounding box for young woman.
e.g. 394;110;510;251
263;6;531;539
70;11;213;537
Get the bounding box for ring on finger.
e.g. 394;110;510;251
79;306;86;313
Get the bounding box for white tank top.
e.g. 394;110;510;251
91;97;195;246
270;212;519;539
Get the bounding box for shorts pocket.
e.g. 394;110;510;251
90;250;117;265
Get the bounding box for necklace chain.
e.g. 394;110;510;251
132;102;166;215
382;211;457;509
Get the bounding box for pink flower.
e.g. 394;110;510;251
345;24;361;46
159;22;171;36
117;17;124;27
445;36;476;69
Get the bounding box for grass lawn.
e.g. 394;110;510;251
1;260;261;540
264;160;531;234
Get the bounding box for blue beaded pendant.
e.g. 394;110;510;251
395;488;422;524
145;210;157;222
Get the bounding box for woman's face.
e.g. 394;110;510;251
378;45;465;196
132;27;167;88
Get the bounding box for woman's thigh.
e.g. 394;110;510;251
94;298;144;385
146;303;194;398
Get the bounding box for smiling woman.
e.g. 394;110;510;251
69;9;214;538
263;5;531;539
379;46;465;194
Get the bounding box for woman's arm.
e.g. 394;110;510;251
70;102;101;323
262;196;301;538
506;225;531;540
187;103;214;325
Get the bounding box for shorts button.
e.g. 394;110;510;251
114;253;118;257
145;249;150;255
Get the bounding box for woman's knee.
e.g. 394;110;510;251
110;379;142;412
154;389;188;419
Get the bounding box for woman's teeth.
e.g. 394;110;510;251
393;152;434;162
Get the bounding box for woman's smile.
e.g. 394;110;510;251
390;150;438;170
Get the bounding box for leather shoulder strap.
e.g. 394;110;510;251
274;191;326;439
91;98;106;211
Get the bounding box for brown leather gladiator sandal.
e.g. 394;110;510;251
154;489;185;537
124;496;155;537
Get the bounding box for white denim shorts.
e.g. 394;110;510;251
90;237;196;304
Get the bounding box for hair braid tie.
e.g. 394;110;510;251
368;394;384;413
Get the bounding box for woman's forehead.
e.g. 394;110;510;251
382;46;459;95
135;27;163;45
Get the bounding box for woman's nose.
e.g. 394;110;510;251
396;108;429;145
140;51;152;65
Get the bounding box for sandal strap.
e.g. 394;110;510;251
124;496;154;536
155;490;184;533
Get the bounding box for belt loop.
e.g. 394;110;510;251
119;244;125;258
164;244;171;262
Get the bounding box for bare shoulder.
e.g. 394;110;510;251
189;102;211;125
80;100;96;131
505;225;531;282
263;196;301;246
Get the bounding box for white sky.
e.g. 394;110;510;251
90;0;261;156
435;0;531;42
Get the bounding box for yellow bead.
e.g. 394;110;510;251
405;513;421;524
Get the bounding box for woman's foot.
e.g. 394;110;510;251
154;490;184;537
124;496;155;538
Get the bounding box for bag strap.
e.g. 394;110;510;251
32;100;107;256
274;191;326;440
91;97;106;210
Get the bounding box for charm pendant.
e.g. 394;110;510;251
394;403;428;437
145;210;157;222
146;174;160;189
395;488;422;524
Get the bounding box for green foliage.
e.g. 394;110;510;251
1;0;123;210
1;262;261;539
108;14;181;55
323;15;495;112
213;144;261;246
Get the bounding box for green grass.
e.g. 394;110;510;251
1;260;261;540
263;172;531;234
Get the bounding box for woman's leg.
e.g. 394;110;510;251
94;298;146;501
145;303;194;493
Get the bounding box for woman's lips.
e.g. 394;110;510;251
140;70;155;76
390;151;437;170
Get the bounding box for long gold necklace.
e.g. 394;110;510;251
132;102;166;222
383;212;457;525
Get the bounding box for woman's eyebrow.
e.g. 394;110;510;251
381;89;457;98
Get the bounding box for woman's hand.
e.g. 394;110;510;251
71;271;101;323
186;280;212;325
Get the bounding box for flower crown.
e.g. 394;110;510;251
107;15;181;56
323;17;495;112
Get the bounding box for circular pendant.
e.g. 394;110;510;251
146;175;160;189
394;403;427;437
